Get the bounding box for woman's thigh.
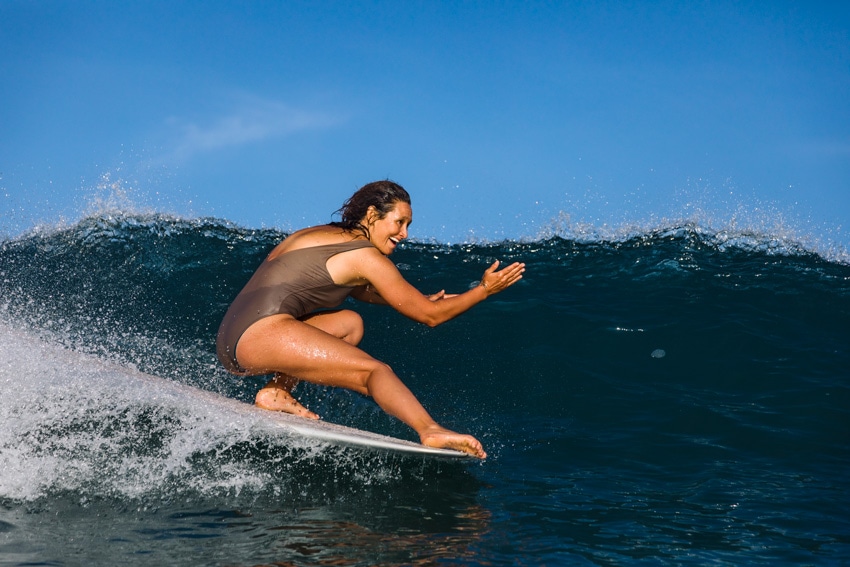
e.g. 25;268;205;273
235;314;381;395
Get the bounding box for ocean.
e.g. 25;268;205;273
1;211;848;566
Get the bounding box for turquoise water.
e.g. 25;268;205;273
1;213;848;565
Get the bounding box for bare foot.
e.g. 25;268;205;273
420;425;487;459
255;378;319;419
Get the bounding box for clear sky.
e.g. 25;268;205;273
1;1;848;247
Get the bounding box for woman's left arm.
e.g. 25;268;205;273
353;250;524;327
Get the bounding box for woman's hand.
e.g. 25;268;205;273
479;260;525;296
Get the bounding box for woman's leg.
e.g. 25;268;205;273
254;310;363;418
236;312;486;458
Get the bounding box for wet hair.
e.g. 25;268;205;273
332;180;411;237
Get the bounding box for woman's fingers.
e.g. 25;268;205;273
482;261;525;294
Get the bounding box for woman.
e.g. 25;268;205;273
216;180;525;458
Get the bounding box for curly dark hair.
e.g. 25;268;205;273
332;180;411;237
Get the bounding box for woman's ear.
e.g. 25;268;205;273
365;205;378;226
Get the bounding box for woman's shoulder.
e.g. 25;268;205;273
288;225;369;247
268;225;370;260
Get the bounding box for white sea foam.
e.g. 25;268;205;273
0;321;393;503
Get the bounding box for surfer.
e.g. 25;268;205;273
216;180;525;459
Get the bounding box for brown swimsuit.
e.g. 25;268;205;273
216;239;375;374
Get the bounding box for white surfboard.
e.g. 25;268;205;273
135;371;476;461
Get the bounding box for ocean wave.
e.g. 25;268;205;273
2;210;847;378
2;208;848;565
4;208;843;266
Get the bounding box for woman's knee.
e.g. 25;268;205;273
350;358;394;395
303;309;364;345
338;310;364;345
369;359;396;387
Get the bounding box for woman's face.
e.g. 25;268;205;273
366;201;412;255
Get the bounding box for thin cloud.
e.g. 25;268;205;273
168;97;340;160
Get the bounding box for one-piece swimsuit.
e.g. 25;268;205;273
216;239;375;374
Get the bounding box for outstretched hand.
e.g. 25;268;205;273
480;260;525;296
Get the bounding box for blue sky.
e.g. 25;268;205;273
1;1;848;247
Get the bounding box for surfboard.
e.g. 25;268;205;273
135;371;476;461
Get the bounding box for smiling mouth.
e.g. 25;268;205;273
389;237;400;245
